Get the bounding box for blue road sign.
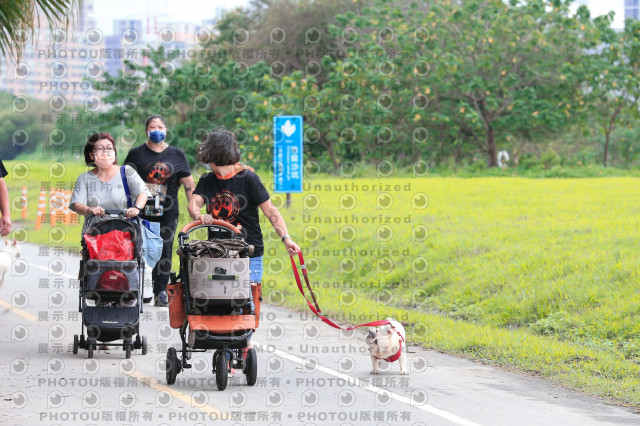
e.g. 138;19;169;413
273;115;303;193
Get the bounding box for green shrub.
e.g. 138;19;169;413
541;148;562;169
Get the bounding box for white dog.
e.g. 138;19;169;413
366;317;408;375
0;238;20;289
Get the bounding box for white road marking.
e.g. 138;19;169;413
30;262;77;279
254;340;482;426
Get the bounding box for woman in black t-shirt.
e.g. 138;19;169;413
123;115;195;307
188;129;300;312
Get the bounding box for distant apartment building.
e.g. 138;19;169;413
0;0;102;106
0;1;217;106
104;19;145;77
626;0;640;20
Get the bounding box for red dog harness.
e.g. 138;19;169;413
373;329;405;362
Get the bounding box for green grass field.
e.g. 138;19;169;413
5;160;640;407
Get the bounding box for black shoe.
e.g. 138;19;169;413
154;291;168;307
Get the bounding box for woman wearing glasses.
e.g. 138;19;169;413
70;132;150;220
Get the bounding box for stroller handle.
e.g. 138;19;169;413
180;219;242;235
105;209;127;216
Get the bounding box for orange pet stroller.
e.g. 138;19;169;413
165;219;261;391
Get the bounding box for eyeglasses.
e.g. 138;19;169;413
94;147;115;155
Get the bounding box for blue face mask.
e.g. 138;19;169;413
147;130;166;143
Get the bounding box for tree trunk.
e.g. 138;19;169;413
603;131;610;167
329;144;340;174
486;126;497;168
604;104;622;168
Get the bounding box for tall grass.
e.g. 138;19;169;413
264;176;640;407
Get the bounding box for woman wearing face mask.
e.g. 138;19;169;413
123;115;194;307
70;132;150;220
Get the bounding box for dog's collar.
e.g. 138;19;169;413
373;330;404;362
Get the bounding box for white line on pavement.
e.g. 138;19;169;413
254;340;482;426
30;262;77;279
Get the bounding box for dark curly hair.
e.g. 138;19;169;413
196;128;240;166
83;132;117;166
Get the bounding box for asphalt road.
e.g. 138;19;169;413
0;243;639;425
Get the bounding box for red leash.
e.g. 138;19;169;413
290;251;390;330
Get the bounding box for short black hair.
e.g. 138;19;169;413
145;114;166;130
84;132;117;166
197;128;241;166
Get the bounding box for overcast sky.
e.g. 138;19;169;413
574;0;624;28
93;0;250;35
92;0;625;36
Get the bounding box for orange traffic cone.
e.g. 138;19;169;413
35;186;46;230
20;187;27;220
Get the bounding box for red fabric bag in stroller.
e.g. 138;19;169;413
83;229;134;261
73;212;147;359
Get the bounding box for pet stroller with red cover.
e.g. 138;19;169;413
72;210;147;358
165;219;261;391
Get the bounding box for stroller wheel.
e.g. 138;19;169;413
215;350;229;391
244;348;257;386
73;335;79;355
125;343;132;359
141;336;148;355
166;347;179;385
87;343;95;359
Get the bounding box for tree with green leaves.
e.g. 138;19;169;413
237;0;363;79
235;0;598;171
0;92;52;159
582;16;640;167
92;0;634;171
0;0;77;58
236;0;436;172
431;0;591;167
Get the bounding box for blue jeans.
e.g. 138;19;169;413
249;256;263;282
247;256;262;312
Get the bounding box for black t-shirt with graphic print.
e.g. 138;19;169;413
193;169;270;257
123;144;191;216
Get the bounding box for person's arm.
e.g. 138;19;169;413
187;194;208;222
175;149;195;204
0;177;11;236
124;165;149;219
69;173;103;216
188;173;211;223
70;202;104;217
180;175;195;205
133;192;148;209
125;191;148;219
258;199;300;255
